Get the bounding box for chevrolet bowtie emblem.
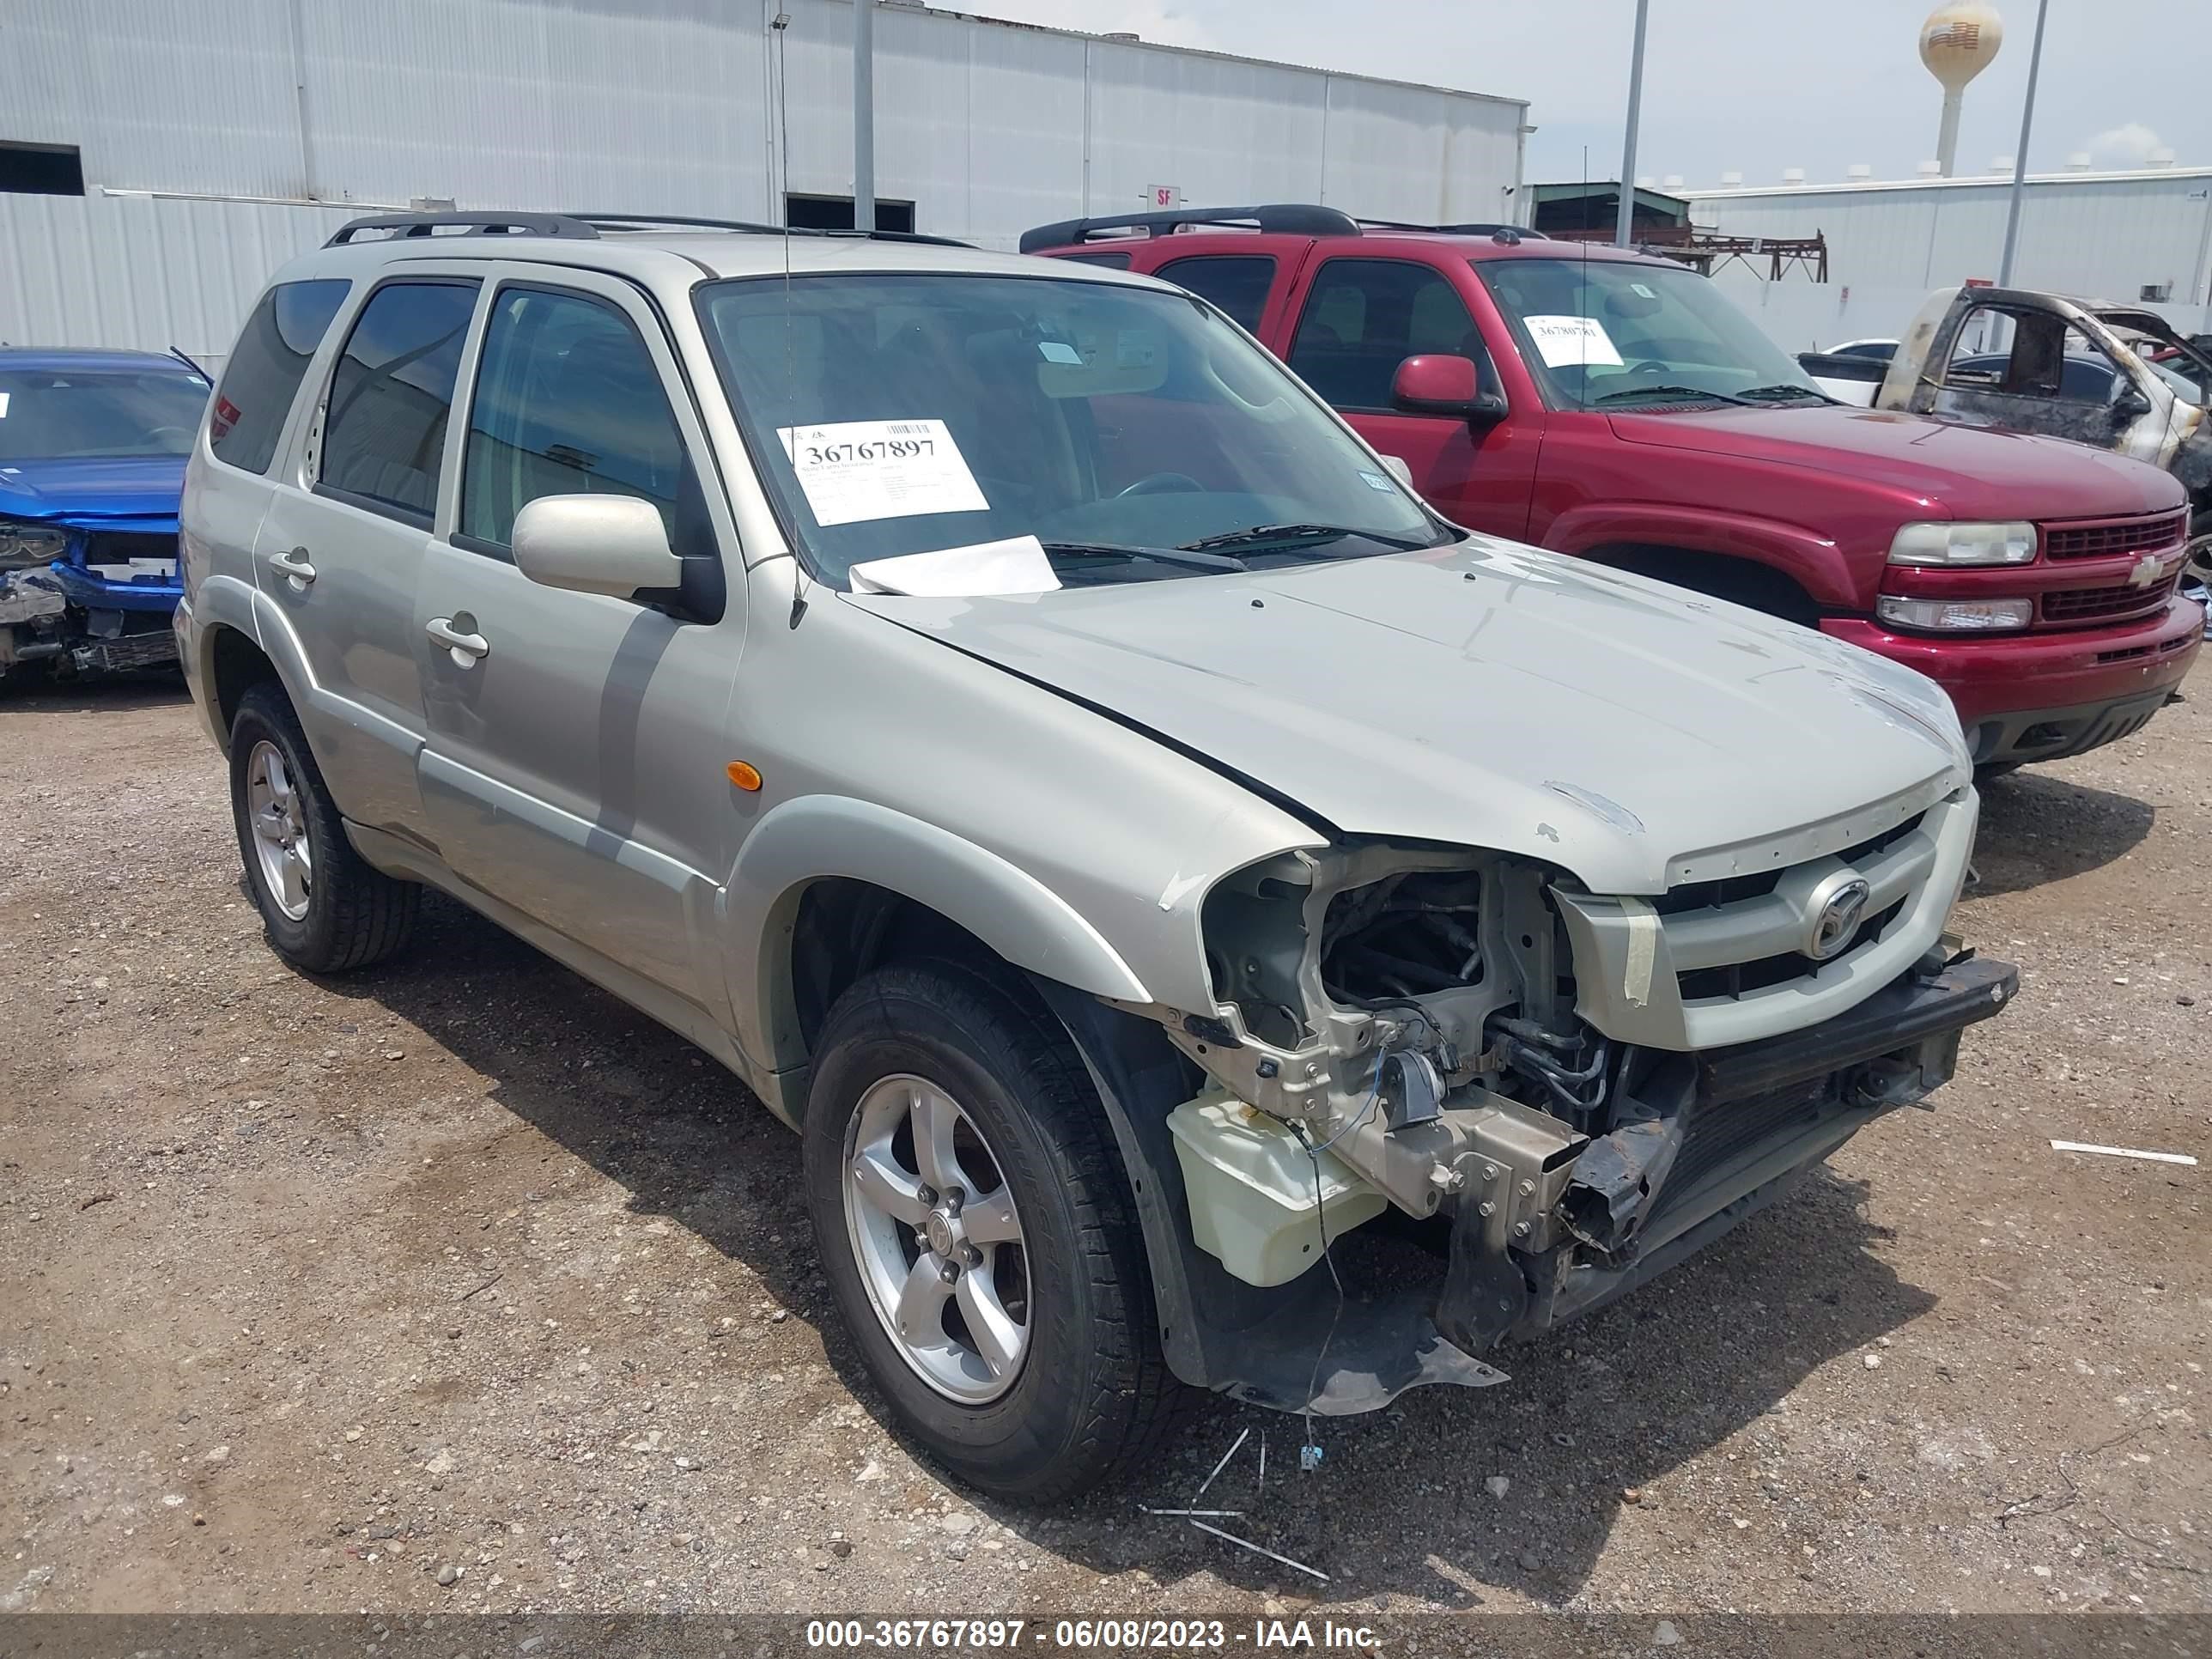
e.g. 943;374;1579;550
2129;552;2166;588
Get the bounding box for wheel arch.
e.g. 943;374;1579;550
208;623;285;747
724;796;1153;1098
1577;539;1826;626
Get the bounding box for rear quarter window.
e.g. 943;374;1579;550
208;279;351;474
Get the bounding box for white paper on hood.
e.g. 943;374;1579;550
1523;314;1625;368
777;418;989;527
848;534;1061;598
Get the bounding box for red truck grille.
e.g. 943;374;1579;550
2042;511;2188;560
2039;568;2182;626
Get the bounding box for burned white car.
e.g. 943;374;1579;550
177;214;2016;1501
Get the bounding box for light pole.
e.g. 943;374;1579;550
854;0;875;233
1615;0;1651;247
1997;0;2051;286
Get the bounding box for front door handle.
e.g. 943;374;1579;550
266;546;316;589
425;615;489;666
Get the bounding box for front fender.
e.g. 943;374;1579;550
723;793;1153;1079
1544;502;1858;609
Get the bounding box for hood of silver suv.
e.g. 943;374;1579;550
850;538;1969;894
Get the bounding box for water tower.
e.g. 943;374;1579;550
1921;3;2005;177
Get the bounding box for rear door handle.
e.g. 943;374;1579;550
425;615;489;666
266;546;316;588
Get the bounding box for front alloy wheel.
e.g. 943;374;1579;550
844;1074;1030;1403
802;960;1181;1500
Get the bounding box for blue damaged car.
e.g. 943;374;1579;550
0;348;212;681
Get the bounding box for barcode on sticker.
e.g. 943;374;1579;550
884;422;935;436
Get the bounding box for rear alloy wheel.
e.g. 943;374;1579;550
228;683;419;973
803;960;1180;1500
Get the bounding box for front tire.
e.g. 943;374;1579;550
228;683;418;972
803;960;1179;1501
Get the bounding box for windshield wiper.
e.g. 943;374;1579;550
1037;540;1249;574
1178;521;1430;553
1735;383;1835;404
1589;384;1748;407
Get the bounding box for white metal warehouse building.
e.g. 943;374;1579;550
0;0;1530;364
1683;166;2212;355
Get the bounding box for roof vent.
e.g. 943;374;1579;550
2068;151;2094;170
1719;170;1744;186
1662;173;1684;188
1846;164;1872;180
1990;155;2015;173
1101;30;1139;40
2148;147;2178;167
1917;160;1943;177
1781;167;1806;185
1636;174;1656;189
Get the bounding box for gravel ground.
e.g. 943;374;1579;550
2;672;2207;1620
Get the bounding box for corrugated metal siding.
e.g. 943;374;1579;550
0;0;1525;351
0;193;356;359
1692;173;2212;303
0;0;309;198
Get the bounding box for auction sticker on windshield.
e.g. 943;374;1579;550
1524;315;1625;369
777;419;990;526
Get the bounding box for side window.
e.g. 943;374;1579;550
459;287;690;550
1288;258;1480;412
319;280;478;524
1155;255;1277;331
1943;311;2112;403
207;278;349;474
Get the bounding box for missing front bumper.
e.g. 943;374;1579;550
1439;953;2017;1351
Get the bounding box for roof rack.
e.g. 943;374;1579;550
1018;204;1359;254
573;213;974;248
325;211;597;246
325;209;974;250
1355;218;1545;240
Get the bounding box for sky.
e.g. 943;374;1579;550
967;0;2210;190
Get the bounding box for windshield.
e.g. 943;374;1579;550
696;273;1445;586
0;366;210;460
1474;258;1826;410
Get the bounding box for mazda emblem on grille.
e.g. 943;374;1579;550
1803;871;1873;961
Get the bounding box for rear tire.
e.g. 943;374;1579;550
228;682;418;972
802;959;1179;1501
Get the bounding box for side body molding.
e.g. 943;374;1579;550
724;794;1154;1097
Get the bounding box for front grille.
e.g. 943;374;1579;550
2042;512;2187;560
81;531;179;565
2040;573;2177;625
1676;898;1905;1002
1653;812;1925;919
1655;1074;1833;1218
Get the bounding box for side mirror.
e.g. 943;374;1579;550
1391;354;1508;422
511;495;683;599
2111;387;2154;424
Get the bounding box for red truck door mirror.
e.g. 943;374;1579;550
1392;354;1506;422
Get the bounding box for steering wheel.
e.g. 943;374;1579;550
149;425;194;447
1115;471;1205;498
1627;360;1672;380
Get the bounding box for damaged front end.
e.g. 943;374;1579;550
0;516;183;679
1065;798;2016;1418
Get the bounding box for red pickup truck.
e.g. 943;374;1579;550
1025;204;2202;772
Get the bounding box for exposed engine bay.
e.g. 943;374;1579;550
1134;838;2015;1367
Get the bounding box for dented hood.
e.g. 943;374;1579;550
853;539;1970;895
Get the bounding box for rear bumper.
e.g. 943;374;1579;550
1822;598;2201;765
